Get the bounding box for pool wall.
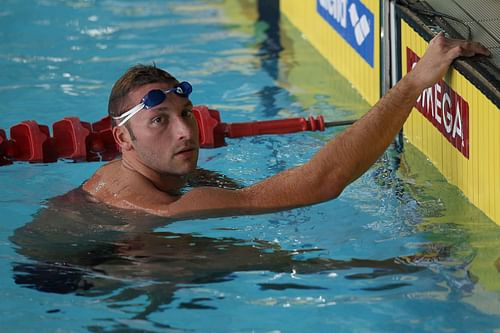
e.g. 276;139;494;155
280;0;500;226
280;0;381;106
401;21;500;227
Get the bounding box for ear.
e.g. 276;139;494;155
112;126;133;151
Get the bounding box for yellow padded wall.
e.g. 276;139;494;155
280;0;381;105
401;20;499;225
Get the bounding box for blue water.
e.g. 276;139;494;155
1;1;499;332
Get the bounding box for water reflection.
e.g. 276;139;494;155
256;0;285;118
11;179;424;321
397;144;500;313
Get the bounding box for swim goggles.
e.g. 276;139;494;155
113;81;192;127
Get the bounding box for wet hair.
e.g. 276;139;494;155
108;64;178;131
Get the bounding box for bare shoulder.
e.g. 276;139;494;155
81;162;256;218
82;159;122;197
82;160;175;211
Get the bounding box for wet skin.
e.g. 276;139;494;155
83;81;201;211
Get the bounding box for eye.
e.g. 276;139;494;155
181;108;193;118
151;115;164;124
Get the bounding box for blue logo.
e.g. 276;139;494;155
317;0;374;67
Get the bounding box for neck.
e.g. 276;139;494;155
121;152;188;195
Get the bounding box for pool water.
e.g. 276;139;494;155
1;1;500;332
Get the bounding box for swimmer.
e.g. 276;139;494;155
83;33;490;218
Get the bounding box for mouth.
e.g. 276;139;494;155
174;147;197;158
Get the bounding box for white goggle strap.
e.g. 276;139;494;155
112;103;145;127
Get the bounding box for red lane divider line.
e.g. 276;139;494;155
0;106;355;166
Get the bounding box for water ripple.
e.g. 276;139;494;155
80;26;117;38
8;55;69;64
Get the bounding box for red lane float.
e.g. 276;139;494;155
0;116;118;165
0;106;350;166
0;129;12;166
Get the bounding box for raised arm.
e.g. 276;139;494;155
160;34;490;219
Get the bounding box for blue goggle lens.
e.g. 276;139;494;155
143;81;192;109
143;89;166;109
175;81;192;97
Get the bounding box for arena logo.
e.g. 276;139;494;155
317;0;374;67
406;47;469;158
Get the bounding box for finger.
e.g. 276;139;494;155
468;41;490;56
455;41;491;58
431;33;491;57
429;32;445;46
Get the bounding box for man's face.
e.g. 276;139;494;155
124;82;200;176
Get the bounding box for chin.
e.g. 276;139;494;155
161;152;199;176
173;161;198;176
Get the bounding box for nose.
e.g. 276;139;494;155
172;114;196;141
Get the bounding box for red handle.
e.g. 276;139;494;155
225;116;325;138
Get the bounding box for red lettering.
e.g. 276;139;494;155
442;88;453;134
460;97;469;158
434;83;442;125
406;47;470;159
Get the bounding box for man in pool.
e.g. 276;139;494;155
83;33;490;219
